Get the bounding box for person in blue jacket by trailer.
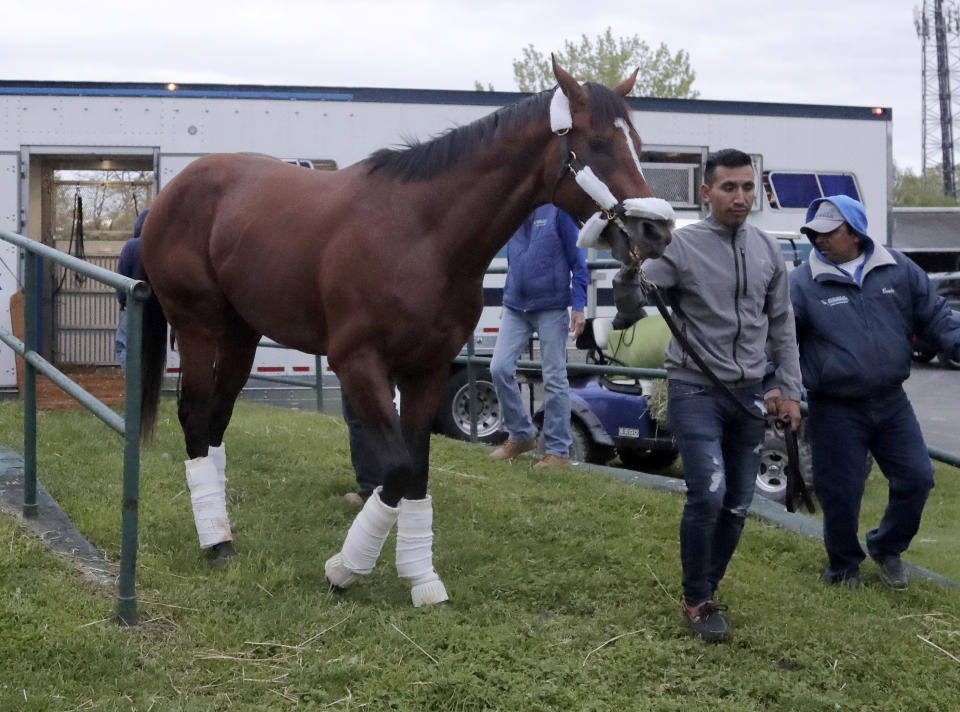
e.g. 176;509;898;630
791;195;960;590
488;204;588;468
115;208;149;369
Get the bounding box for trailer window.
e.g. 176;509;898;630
763;171;861;209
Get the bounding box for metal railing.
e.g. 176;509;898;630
0;228;149;625
246;339;326;412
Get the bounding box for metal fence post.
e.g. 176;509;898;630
22;254;38;519
466;337;478;442
116;288;147;625
315;355;324;413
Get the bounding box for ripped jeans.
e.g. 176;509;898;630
667;379;766;604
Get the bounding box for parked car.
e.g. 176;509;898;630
911;275;960;369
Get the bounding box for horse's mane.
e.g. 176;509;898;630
367;83;634;181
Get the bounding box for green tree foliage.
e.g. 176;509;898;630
510;27;698;98
895;163;960;206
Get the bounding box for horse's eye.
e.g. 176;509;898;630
589;137;611;154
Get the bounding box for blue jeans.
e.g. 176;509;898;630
667;379;766;604
115;309;127;370
808;388;934;581
490;307;571;457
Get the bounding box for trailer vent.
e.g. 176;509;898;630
640;163;699;209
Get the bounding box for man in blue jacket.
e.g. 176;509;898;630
489;204;588;468
791;195;960;589
115;208;149;368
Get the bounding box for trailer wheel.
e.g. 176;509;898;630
434;368;506;444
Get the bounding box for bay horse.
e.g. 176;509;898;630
138;59;674;606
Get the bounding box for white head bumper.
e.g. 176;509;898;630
577;197;676;249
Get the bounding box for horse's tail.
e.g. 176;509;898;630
139;290;168;441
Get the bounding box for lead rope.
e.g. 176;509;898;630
785;425;816;513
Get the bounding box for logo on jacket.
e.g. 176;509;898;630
882;287;895;295
532;218;549;227
820;296;849;306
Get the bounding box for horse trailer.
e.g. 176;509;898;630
0;80;892;392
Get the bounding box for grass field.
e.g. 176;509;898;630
0;398;958;711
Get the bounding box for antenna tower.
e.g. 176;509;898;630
915;0;960;196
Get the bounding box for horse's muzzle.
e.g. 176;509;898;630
607;216;673;267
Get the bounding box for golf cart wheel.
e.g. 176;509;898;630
536;418;609;464
568;420;596;463
435;368;505;444
617;447;678;472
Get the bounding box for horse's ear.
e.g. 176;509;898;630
552;54;587;108
613;68;639;97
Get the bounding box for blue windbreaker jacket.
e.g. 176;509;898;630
116;209;149;309
790;196;960;398
502;204;588;313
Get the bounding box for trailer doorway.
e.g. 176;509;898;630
21;147;157;365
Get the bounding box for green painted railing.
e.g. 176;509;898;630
0;228;149;625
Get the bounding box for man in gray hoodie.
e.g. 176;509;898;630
614;148;802;642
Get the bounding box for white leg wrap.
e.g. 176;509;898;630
325;486;398;588
185;456;232;549
396;495;448;606
208;442;226;477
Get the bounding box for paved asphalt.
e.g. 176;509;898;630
903;359;959;455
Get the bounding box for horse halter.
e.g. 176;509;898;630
549;88;675;249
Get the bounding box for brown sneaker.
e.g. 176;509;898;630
533;454;570;469
489;438;537;461
343;492;364;505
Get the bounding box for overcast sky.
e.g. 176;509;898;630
1;0;927;172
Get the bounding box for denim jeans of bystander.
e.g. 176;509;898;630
490;306;572;457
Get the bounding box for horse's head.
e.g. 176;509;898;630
549;58;674;267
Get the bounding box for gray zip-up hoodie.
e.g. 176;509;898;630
615;215;803;401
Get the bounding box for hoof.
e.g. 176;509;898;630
206;541;237;568
411;579;449;607
325;553;359;589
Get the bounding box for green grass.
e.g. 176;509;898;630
0;398;959;711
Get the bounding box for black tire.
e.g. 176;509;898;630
569;419;598;464
536;418;610;464
434;368;506;445
938;350;960;369
912;347;936;363
617;447;678;472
